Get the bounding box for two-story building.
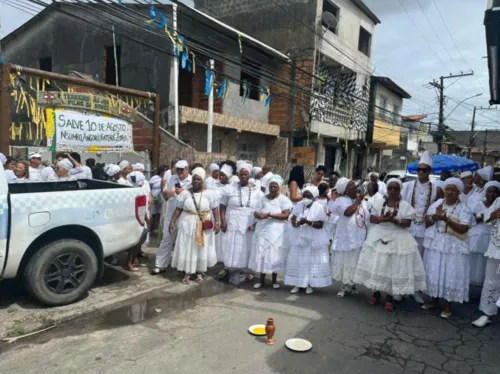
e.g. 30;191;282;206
196;0;380;177
1;2;288;167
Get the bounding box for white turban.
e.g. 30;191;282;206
209;163;220;173
252;167;262;177
220;164;233;177
419;151;433;168
477;166;493;182
444;177;464;194
191;167;207;181
268;174;284;188
127;171;146;187
237;163;252;174
57;158;73;171
28;152;42;160
484;181;500;193
175;160;189;169
104;164;121;177
386;178;403;191
133;163;145;171
460;171;472;179
119;160;130;171
336;177;351;195
303;185;319;198
0;153;6;166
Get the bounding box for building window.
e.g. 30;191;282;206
379;95;388;116
105;45;121;86
238;143;258;162
358;26;372;56
240;61;260;101
392;105;401;124
322;0;340;34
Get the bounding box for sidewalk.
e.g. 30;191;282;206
0;243;212;339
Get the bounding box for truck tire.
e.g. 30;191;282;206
24;239;98;306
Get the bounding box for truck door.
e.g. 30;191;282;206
0;168;8;276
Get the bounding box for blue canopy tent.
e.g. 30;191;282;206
407;154;479;174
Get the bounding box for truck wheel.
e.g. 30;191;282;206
24;239;98;306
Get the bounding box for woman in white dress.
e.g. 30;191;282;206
213;163;232;265
472;181;500;327
284;186;332;294
468;181;500;285
169;167;219;284
354;178;426;312
55;158;76;181
250;175;292;289
423;178;472;319
331;178;370;298
149;165;168;234
467;166;493;209
220;163;264;285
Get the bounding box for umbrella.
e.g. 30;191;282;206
407;154;479;174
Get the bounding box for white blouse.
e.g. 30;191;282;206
331;196;369;251
483;197;500;260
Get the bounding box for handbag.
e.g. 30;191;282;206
191;190;213;231
445;215;467;241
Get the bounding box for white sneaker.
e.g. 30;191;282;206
472;315;492;328
290;286;300;294
305;287;313;295
253;283;263;289
413;292;425;304
272;283;280;289
337;289;346;298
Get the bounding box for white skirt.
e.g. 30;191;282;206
479;258;500;316
469;234;489;284
171;214;217;274
284;243;332;288
331;248;362;285
248;225;286;274
424;248;470;303
221;229;253;269
354;244;426;295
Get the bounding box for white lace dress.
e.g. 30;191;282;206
468;201;491;284
210;182;229;262
353;199;426;295
331;197;369;285
171;190;218;274
249;194;293;274
423;199;473;303
284;201;332;288
220;182;264;269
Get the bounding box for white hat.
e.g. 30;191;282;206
303;185;319;198
191;167;207;181
28;152;42;160
444;178;464;194
0;153;6;166
57;158;73;171
104;164;121;177
252;166;262;177
133;163;145;171
336;177;351;195
477;166;493;182
485;181;500;192
386;178;403;190
220;164;233;177
118;160;130;171
460;171;472;178
175;160;189;169
237;163;252;174
268;174;284;187
419;151;433;168
209;163;220;173
127;171;146;187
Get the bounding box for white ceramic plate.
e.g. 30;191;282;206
285;338;312;352
248;324;266;336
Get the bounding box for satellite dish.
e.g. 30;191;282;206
322;11;338;31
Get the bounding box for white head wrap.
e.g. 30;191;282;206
209;163;220;173
386;178;403;191
28;152;42;160
443;177;464;194
419;151;433;168
237;163;252;174
303;185;319;198
477;166;494;182
336;177;351;195
220;164;233;177
133;163;145;171
104;164;121;177
252;167;262;177
484;181;500;193
127;171;146;187
119;160;130;171
57;158;73;171
268;174;284;188
191;167;207;181
0;153;6;166
175;160;189;169
460;171;472;179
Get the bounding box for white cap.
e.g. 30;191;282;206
419;151;433;168
118;160;130;171
57;158;74;171
104;164;121;177
220;164;233;177
133;163;145;171
209;163;220;173
175;160;189;169
191;167;207;181
460;171;472;178
28;152;42;160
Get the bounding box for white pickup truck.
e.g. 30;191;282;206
0;164;146;306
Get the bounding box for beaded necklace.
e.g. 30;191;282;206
238;183;252;208
411;180;432;225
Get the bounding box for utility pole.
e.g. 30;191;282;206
429;71;474;153
207;59;214;153
467;106;476;159
482;129;488;167
0;63;10;155
287;58;296;162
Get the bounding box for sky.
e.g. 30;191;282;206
0;0;496;130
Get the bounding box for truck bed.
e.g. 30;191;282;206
8;179;132;194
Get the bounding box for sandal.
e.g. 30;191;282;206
182;276;190;285
123;264;139;272
151;267;165;275
384;301;394;312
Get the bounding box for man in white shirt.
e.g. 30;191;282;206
153;160;192;273
66;152;92;180
28;152;57;182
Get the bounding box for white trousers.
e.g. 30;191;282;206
479;258;500;316
155;220;178;269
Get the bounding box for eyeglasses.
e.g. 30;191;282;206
416;168;430;173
